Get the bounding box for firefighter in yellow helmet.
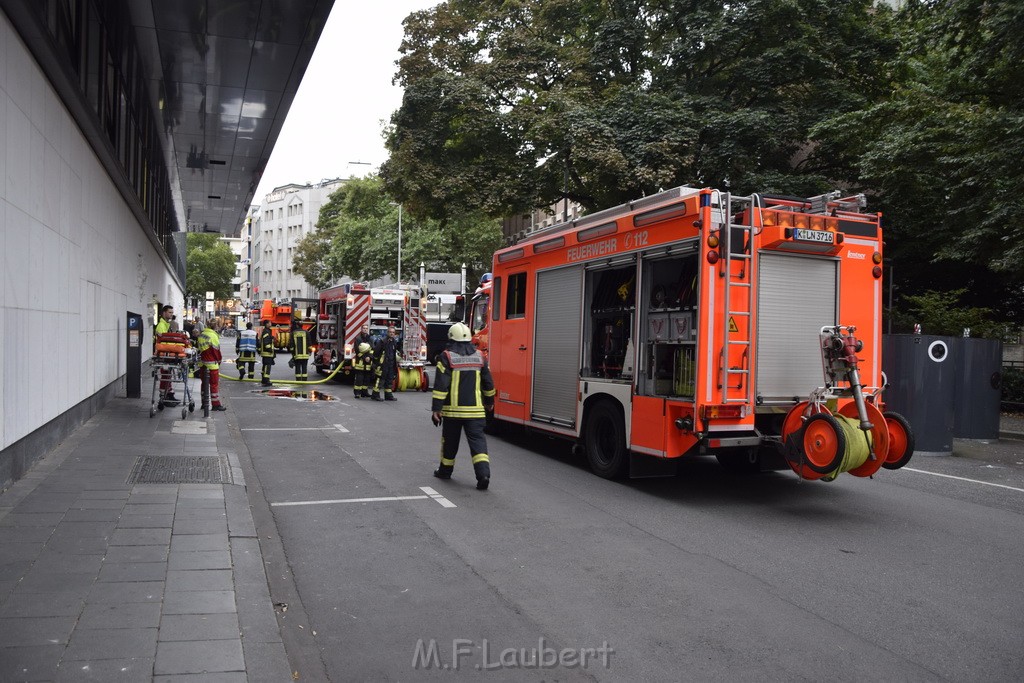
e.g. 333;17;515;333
352;342;374;399
431;322;495;490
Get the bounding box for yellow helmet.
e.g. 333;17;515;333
448;322;472;342
358;342;371;354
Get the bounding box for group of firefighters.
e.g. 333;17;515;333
156;306;496;490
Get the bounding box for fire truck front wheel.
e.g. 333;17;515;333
584;400;629;479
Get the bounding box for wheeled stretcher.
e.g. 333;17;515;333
150;332;196;419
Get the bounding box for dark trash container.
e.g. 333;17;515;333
952;337;1002;439
883;334;957;455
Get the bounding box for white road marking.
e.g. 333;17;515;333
272;495;429;507
271;487;459;508
242;427;334;431
333;424;349;433
420;486;457;508
902;467;1024;493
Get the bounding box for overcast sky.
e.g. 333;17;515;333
253;1;439;200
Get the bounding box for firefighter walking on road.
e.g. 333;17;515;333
235;322;258;379
194;320;226;412
259;320;276;386
431;322;496;490
289;323;310;381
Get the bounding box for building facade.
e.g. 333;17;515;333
0;0;332;486
253;179;346;302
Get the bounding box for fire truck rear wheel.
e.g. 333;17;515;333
584;401;628;479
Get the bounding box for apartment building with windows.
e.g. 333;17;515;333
253;179;346;301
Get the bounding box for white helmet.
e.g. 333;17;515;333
448;322;472;342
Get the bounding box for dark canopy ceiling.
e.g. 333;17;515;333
127;0;334;235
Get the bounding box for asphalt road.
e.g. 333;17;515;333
222;352;1024;681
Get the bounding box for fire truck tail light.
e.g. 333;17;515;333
346;295;354;306
706;234;719;248
872;266;882;278
706;250;720;264
810;216;825;230
762;211;777;227
344;343;353;357
701;404;744;419
872;252;882;264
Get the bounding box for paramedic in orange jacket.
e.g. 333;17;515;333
431;323;496;490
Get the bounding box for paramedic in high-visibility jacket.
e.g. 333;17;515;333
289;324;310;381
258;320;276;386
194;320;226;411
155;304;176;401
431;322;496;490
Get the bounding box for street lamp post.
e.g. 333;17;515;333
397;203;403;283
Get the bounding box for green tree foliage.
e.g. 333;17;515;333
889;288;1006;339
382;0;898;218
293;176;503;289
185;233;236;301
812;0;1024;325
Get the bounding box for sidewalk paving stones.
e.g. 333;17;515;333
0;397;289;681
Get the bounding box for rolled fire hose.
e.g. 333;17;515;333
822;414;873;481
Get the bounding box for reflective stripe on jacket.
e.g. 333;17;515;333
196;328;222;369
259;329;276;357
291;329;310;359
237;329;258;358
431;349;496;419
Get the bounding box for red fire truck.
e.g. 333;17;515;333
314;283;428;388
470;186;915;480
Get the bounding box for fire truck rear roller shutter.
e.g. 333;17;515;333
532;266;584;427
756;252;838;403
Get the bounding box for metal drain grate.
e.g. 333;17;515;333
127;455;231;484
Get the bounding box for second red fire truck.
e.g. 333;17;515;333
313;283;428;388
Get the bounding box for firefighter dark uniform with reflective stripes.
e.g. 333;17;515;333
289;325;310;381
431;323;496;490
353;342;373;398
371;326;401;401
259;320;276;386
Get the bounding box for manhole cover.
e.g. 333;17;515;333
127;455;231;484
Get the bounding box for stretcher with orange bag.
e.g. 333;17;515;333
150;332;196;418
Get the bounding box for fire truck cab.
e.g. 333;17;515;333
472;186;914;480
